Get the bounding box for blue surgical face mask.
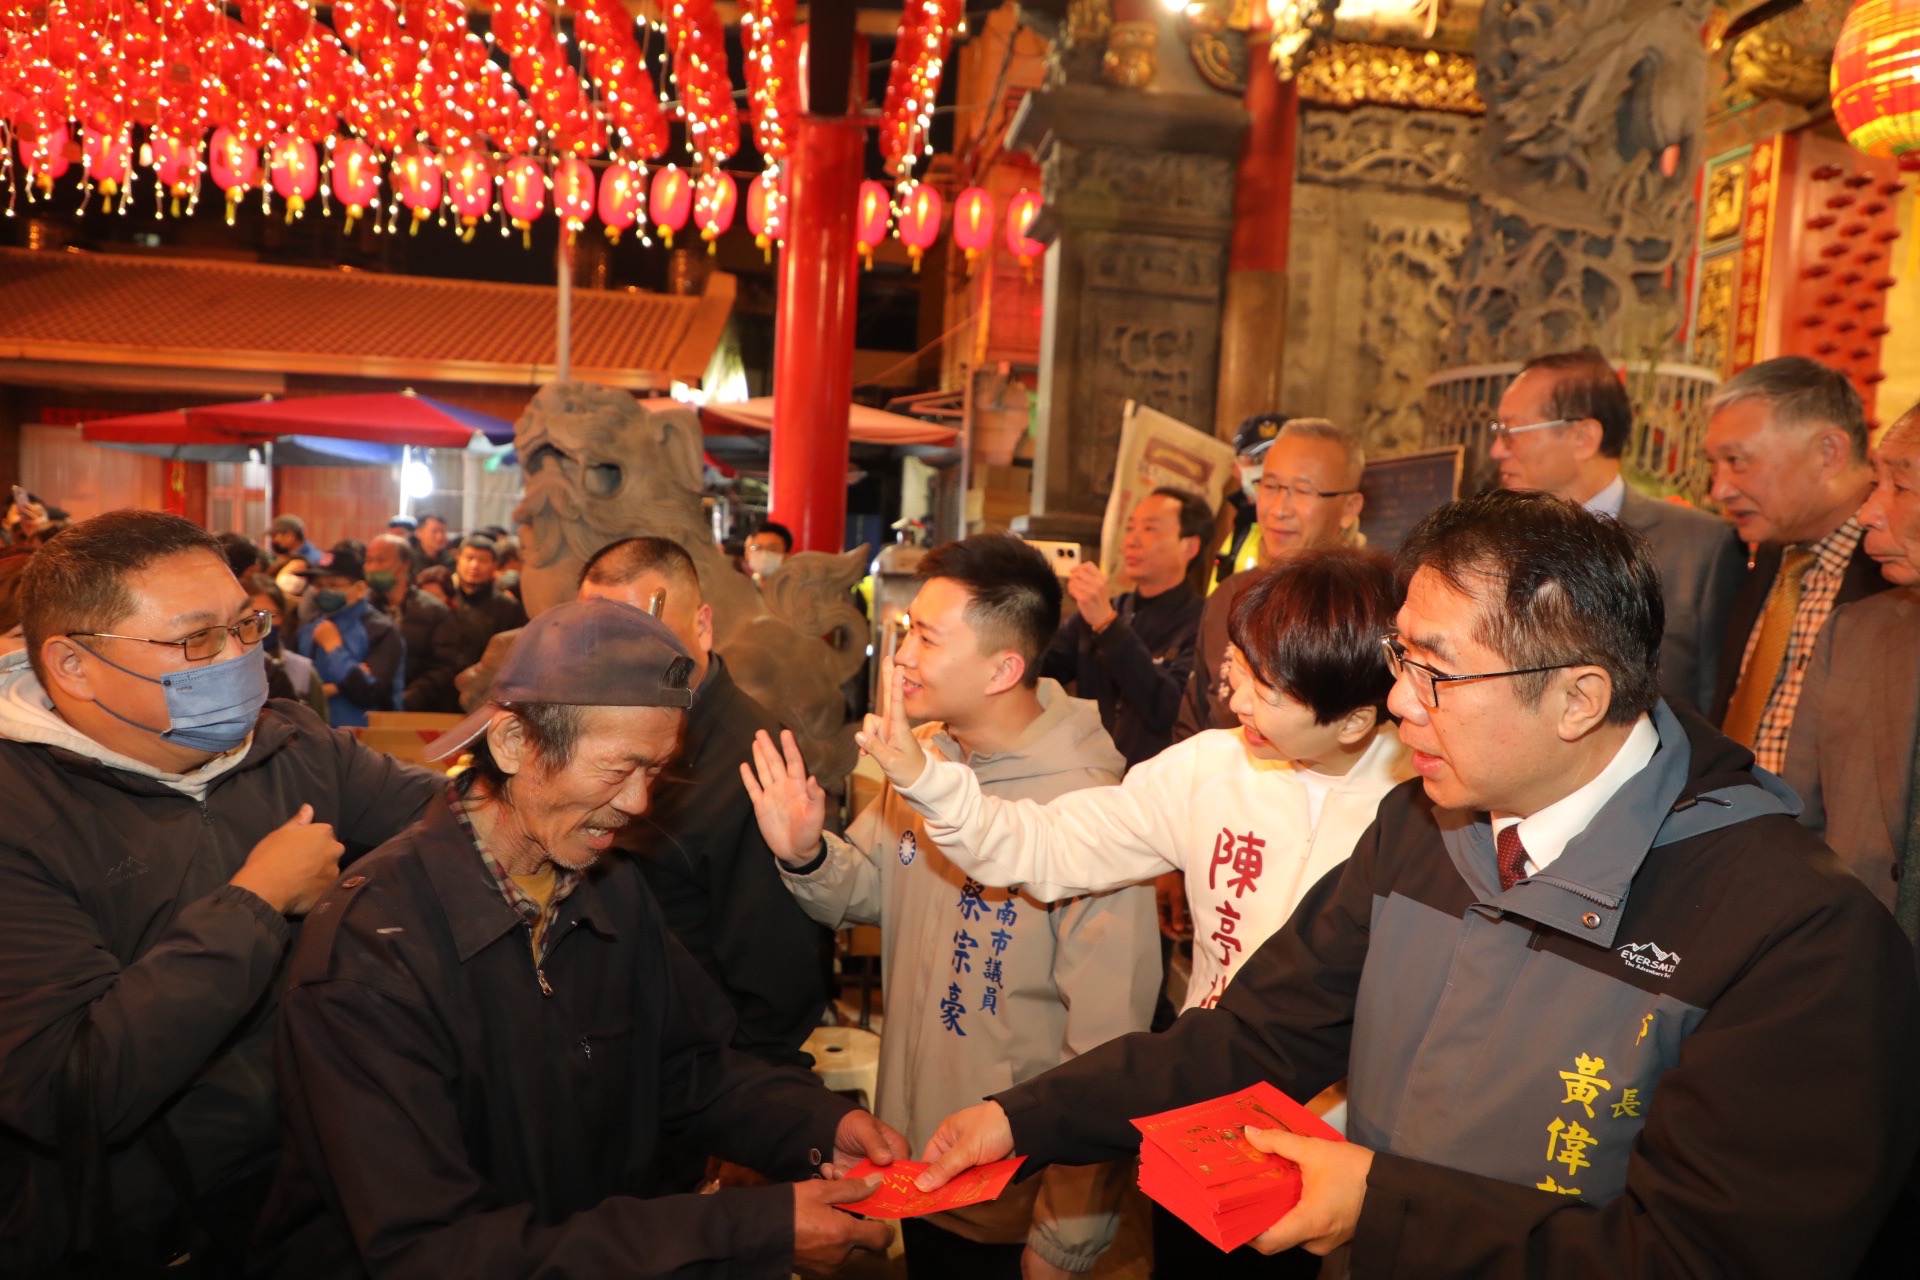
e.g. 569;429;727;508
81;643;269;755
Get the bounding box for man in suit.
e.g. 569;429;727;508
1704;356;1884;775
1785;401;1920;946
1490;349;1745;714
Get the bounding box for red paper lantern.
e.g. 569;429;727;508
392;150;443;233
855;179;890;269
330;138;381;232
745;170;785;259
18;120;70;195
148;131;202;212
502;155;547;245
209;127;260;224
1832;0;1920;163
268;135;320;220
446;150;494;239
896;184;943;273
1006;188;1044;271
598;163;645;243
650;164;692;247
83;127;133;203
694;170;737;251
553;157;596;238
952;185;994;267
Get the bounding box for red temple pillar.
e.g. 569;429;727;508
768;116;864;553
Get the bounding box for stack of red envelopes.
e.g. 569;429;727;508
1132;1082;1344;1251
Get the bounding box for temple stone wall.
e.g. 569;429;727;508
1281;106;1479;456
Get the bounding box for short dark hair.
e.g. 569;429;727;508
417;565;453;593
418;513;448;530
1227;548;1402;725
459;535;499;559
917;533;1061;687
1519;349;1633;459
1147;487;1217;545
757;521;794;553
453;702;584;798
217;531;262;578
580;536;701;596
1399;490;1663;724
241;572;289;619
21;509;226;685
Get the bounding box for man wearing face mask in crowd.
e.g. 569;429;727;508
267;515;324;597
295;544;405;729
0;510;442;1275
745;522;792;580
364;534;460;713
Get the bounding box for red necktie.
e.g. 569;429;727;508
1497;826;1529;892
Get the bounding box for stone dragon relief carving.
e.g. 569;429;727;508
1446;0;1711;362
1297;106;1477;196
459;381;869;786
1358;220;1470;453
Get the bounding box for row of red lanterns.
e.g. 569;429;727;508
17;118;1047;266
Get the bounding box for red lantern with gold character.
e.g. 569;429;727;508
599;163;645;244
952;185;994;270
447;150;494;240
502;155;547;246
392;149;443;233
694;170;737;252
1832;0;1920;164
855;179;890;269
554;157;596;240
268;134;320;221
209;127;260;224
331;138;381;234
1006;188;1044;276
650;164;692;247
83;127;133;208
896;184;942;273
19;121;71;196
745;170;785;260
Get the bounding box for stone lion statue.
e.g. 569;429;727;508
458;381;870;786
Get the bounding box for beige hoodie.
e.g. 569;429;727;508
0;652;252;801
780;680;1157;1271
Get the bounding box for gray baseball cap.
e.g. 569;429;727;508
425;597;696;762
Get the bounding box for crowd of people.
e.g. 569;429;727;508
0;349;1917;1280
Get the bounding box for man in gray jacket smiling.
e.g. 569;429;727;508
916;492;1920;1278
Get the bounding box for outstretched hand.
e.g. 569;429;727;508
915;1101;1015;1192
740;729;827;867
854;655;928;790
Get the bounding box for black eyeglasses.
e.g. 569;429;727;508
72;610;273;663
1381;634;1585;710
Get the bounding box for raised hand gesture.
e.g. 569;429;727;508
854;655;928;790
740;729;827;867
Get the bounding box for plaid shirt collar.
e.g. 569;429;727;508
1798;516;1864;582
446;786;583;964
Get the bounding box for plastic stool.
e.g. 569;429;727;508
805;1025;880;1111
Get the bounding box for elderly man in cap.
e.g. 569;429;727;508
263;597;905;1279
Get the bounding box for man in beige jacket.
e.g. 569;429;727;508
743;534;1158;1280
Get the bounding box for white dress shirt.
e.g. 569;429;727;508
1583;473;1628;520
1492;714;1659;876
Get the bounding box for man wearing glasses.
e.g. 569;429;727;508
916;490;1920;1278
1490;349;1745;714
0;510;442;1275
1174;418;1366;740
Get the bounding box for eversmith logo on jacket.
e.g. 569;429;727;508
1617;940;1680;979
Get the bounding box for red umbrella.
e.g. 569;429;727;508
187;391;513;448
83;410;248;446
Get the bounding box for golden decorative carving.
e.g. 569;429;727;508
1269;0;1341;80
1064;0;1114;51
1692;253;1739;376
1703;160;1747;244
1294;40;1484;114
1101;21;1160;89
1728;29;1830;107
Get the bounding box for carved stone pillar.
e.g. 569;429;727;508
1006;82;1248;545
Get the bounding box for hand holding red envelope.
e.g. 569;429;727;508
831;1156;1027;1219
1131;1082;1345;1251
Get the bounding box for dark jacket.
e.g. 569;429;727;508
261;797;858;1280
1708;536;1889;726
0;700;441;1275
1172;567;1264;742
376;587;458;713
1042;584;1202;769
437;582;528;676
992;702;1920;1278
1615;485;1746;715
298;601;405;729
619;655;831;1068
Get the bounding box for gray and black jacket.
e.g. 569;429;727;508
993;701;1920;1277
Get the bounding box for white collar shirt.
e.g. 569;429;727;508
1492;714;1659;876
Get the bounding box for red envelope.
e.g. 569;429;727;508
831;1156;1028;1219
